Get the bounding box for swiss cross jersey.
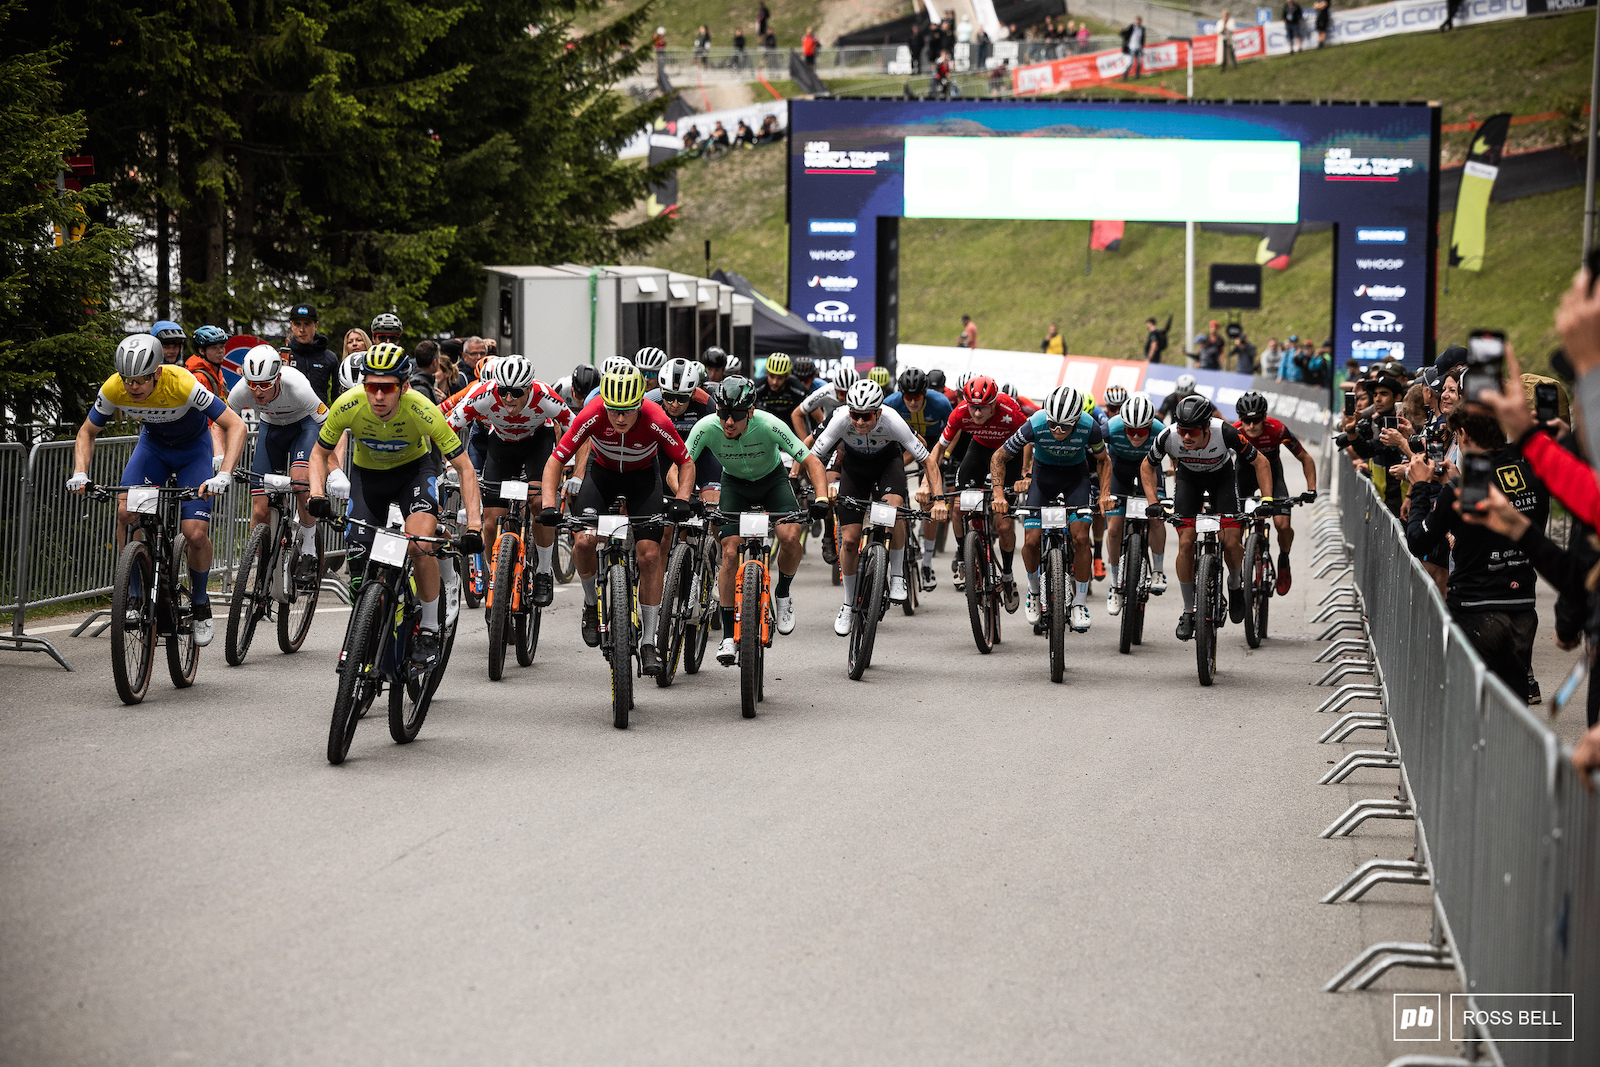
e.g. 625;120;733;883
939;393;1028;451
445;380;569;442
1105;415;1167;464
1002;410;1105;467
1149;418;1258;475
1234;417;1306;462
226;366;327;426
553;396;691;472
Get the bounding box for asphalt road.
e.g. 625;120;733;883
0;496;1458;1065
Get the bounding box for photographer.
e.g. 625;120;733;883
1347;374;1408;515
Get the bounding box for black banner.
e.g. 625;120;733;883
1209;263;1262;310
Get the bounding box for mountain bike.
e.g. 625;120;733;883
1168;507;1233;687
838;496;928;680
225;472;324;665
1017;503;1093;684
943;486;1011;654
440;476;484;609
554;530;576;583
1241;494;1311;648
323;509;464;764
563;508;663;729
485;478;542;680
709;508;810;715
656;506;718;687
90;480;203;705
1114;495;1163;656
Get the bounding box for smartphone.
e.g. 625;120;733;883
1535;382;1560;423
1462;330;1506;404
1459;453;1495;509
1378;415;1400;431
1344;392;1356;417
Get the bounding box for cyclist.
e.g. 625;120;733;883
649;357;721;505
581;354;642;406
702;346;729;384
1140;394;1273;641
537;365;695;675
754;352;809;429
1233;390;1318;593
1157;372;1198;423
993;385;1109;632
555;364;601;417
926;368;948;401
67;334;247;647
794;364;855;441
370;312;404;348
634;345;668;391
152;320;186;365
1001;382;1040;417
814;379;946;634
792;355;825;395
226;344;329;584
186;325;230;399
445;354;571;609
867;366;894;392
1101;384;1128;423
932;375;1029;608
1101;393;1169;615
727;356;743;376
307;342;484;667
886;367;953;590
684;376;829;664
1086;387;1118;578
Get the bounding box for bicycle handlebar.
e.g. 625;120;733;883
834;495;935;521
323;514;461;550
84;482;201;503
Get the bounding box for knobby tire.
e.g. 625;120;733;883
166;532;199;689
278;524;323;654
740;560;763;717
226;524;269;666
963;530;993;653
1119;530;1144;656
1242;532;1263;649
1046;545;1067;683
487;536;515;681
656;542;692;688
329;582;387;764
848;543;887;680
110;539;155;705
609;564;633;729
1195;551;1218;687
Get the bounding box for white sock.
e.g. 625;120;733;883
299;522;317;554
921;538;935;566
1026;569;1040;595
843;573;857;605
890;552;904;579
581;574;597;605
420;595;440;629
640;603;659;642
536;542;553;573
1153;553;1165;573
1108;563;1119;586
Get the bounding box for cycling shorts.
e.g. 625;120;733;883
1023;462;1093;529
716;467;800;539
657;446;722;494
1106;458;1165;515
576;464;665;543
350;455;441;525
957;442;1023;490
122;432;213;522
1173;465;1243;530
835;449;909;527
1235;453;1289;501
482;426;556;508
251;415;322;492
467;426;492;473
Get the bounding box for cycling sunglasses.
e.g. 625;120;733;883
717;407;751;422
363;381;400;396
662;391;695;404
499;386;526;399
849;409;877;422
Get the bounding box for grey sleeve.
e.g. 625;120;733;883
1579;370;1600;466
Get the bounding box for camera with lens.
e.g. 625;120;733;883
1333;416;1374;451
1407;433;1427;452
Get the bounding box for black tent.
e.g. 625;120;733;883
711;269;844;361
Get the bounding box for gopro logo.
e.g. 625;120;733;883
1357;227;1407;244
809;219;857;235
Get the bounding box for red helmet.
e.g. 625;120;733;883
962;374;999;406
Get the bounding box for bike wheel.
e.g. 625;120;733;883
1195;552;1218;687
656;542;692;688
609;564;633;729
1242;532;1263;649
848;544;887;680
901;542;918;616
166;532;199;689
278;526;323;654
1045;545;1067;683
487;536;515;681
392;581;456;744
463;553;482;609
515;601;540;667
963;530;993;653
555;531;576;583
110;539;156;705
1118;530;1144;656
225;524;269;666
329;582;387;763
740;560;763;717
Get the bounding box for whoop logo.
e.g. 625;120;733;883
806;300;856;324
809;249;857;262
1353;310;1403;333
1356;258;1404;270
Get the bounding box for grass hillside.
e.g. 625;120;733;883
577;0;905;51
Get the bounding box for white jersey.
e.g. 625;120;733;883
1149;418;1254;474
227;366;328;426
813;404;928;463
797;386;843;426
445;379;569;443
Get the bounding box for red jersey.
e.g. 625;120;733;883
1013;394;1040;417
1234;417;1306;462
939;393;1027;450
445;379;569;442
553;396;691;472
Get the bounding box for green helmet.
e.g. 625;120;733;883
715;375;757;411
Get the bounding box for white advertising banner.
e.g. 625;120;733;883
620;100;788;160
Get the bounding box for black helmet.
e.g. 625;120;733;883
926;368;947;392
1235;391;1268;421
897;367;927;395
701;346;728;369
715;375;756;411
571;364;600;398
1174;394;1216;429
793;355;815;379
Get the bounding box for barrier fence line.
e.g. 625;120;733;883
1336;460;1599;1066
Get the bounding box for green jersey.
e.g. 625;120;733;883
686;409;810;482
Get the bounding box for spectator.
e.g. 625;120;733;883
1442;0;1464;30
1230;330;1257;375
733;26;747;68
184;325;228;400
1283;0;1305;52
802;27;818;68
410;339;440;404
1144;316;1169;363
682;125;702;154
734;120;755;148
151;320;186;365
1218;10;1238;70
1304;340;1333;386
1351;373;1408;514
710;121;731;148
653;26;667;73
1198;320;1225;370
285;302;341;406
757;114;782;143
958;313;978;349
1076;21;1091;50
758;1;770;39
1041;322;1065;355
694;25;711;67
988;59;1008;96
762;29;778;66
911;18;927;74
1259;337;1282;377
1313;0;1331;47
1120;16;1145;80
435;352;466;397
974;27;990;70
342;327;371;361
461;335;489;381
956;14;973;45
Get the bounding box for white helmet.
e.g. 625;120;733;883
726;356;742;375
690;360;709;387
658;357;698;396
114;334;164;379
600;354;634;377
1000;382;1020;398
495;354;535;390
240;343;283;383
1122;394;1155;430
634;346;668;372
338;353;362;392
1044;385;1082;427
955;370;975;391
846;378;884;413
1175;373;1197;395
829;364;860;391
479;355;502;383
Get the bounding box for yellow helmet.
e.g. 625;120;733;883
600;365;645;410
868;366;893;390
362;341;411;377
1082;391;1096;415
764;352;792;377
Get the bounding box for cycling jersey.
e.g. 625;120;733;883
1234;417;1306;462
553;396;690;473
754;377;809;428
317;388;464;471
938;393;1027;451
813;404;929;464
1013;394;1041;417
796;386;843;429
1148;419;1258;475
445;380;569;442
685;409;810;482
226;366;328;426
89;366;227;448
646;387;720;488
885;389;953;449
1104;415;1166;464
1001;410;1105;467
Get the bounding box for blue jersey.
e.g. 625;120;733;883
1105;415;1166;465
885;389;953;449
1002;410;1105;467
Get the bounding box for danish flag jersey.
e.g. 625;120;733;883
445;380;569;442
552;396;691;472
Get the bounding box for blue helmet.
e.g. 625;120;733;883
151;320;185;342
192;325;228;347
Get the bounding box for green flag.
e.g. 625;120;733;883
1448;113;1511;272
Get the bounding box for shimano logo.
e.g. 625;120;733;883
808;275;859;291
809;219;857;235
1355;284;1406;301
806;300;857;324
1356;228;1407;244
809;249;857;261
1352;310;1404;333
1356;258;1404;270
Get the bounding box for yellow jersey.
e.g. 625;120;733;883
318;386;463;471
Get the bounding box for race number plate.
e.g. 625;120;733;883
387;503;405;528
1243;497;1258;514
1195;515;1222;534
960;489;984;511
370;528;409;567
681;516;704;529
500;479;529;502
1124;497;1148;519
597;514;629;538
1041;506;1068;528
741;512;770;538
262;473;292;492
126;487;159;514
868;501;897;528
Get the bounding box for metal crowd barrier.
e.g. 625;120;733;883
1336;460;1599;1065
3;430;348;671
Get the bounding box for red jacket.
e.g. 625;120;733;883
1522;431;1600;530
